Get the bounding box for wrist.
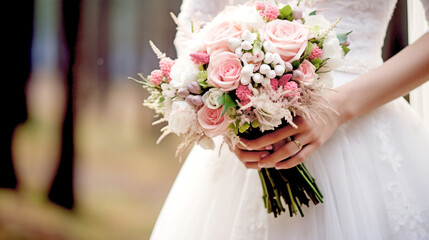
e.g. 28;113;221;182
327;89;356;126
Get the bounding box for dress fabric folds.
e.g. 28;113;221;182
150;0;429;239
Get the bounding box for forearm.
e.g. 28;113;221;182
332;32;429;124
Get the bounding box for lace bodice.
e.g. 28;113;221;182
175;0;429;72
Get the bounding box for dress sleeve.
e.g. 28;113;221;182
174;0;230;58
421;0;429;31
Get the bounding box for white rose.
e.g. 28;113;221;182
226;5;265;31
321;34;345;71
161;83;176;98
168;101;197;135
252;95;286;131
304;15;331;39
169;57;200;89
202;88;223;109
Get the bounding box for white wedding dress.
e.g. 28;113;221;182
150;0;429;239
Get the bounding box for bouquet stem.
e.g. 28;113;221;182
257;164;323;217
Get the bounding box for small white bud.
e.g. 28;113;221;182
241;41;252;51
263;41;274;52
263;52;274;64
177;88;190;98
274;65;285;76
241;64;254;77
266;70;276;79
292;70;304;81
228;38;241;51
240;76;251;85
250;33;258;42
285;62;293;72
252;73;264;83
235;47;244;57
241;30;252;41
273;53;283;65
259;64;271;75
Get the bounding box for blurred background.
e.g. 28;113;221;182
0;0;425;240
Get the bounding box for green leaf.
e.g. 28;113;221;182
315;58;329;72
279;5;293;21
310;57;322;69
229;120;239;134
342;45;350;55
197;80;210;89
197;71;211;88
197;70;207;81
304;42;315;56
251;120;260;129
217;93;237;116
291;60;301;69
239;122;250;133
337;31;352;45
309;10;317;16
252;41;263;55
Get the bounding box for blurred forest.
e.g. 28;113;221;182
1;0;182;239
0;0;408;240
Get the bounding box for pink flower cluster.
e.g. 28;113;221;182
150;57;175;85
236;84;253;106
150;70;164;85
309;44;323;60
256;3;280;21
270;75;300;98
190;51;210;65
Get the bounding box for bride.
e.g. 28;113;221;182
150;0;429;239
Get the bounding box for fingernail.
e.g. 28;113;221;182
275;165;281;170
259;162;266;168
265;145;273;150
260;153;269;159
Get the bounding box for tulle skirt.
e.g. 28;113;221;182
150;71;429;240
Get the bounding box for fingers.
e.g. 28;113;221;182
236;149;270;169
241;117;307;150
234;147;270;163
236;141;273;151
258;134;309;168
274;143;318;169
227;140;270;169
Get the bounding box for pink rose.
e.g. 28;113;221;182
197;106;231;138
297;60;316;85
263;20;308;63
207;52;242;91
204;21;244;54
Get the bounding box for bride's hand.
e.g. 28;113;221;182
226;138;273;169
237;98;344;169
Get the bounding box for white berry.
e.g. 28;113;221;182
266;70;276;79
240;76;251;85
259;64;271;75
241;64;254;77
241;41;252;51
264;52;274;64
235;47;244;57
228;38;241;51
241;30;253;41
274;65;286;76
252;73;264;83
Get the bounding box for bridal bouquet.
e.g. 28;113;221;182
132;1;350;217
